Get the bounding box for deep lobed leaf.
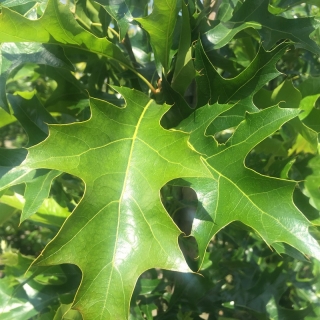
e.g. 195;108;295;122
22;87;209;319
1;0;320;318
177;104;320;266
1;88;319;318
194;40;289;135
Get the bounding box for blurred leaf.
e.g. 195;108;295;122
254;80;301;109
171;2;195;95
53;303;83;320
0;148;34;190
7;93;56;147
272;242;308;261
0;42;72;113
22;169;61;223
96;0;133;40
0;108;16;128
177;105;320;266
254;81;318;151
0;0;42;7
0;278;38;320
0;0;132;69
297;77;320;132
0;191;70;227
271;0;320;11
140;303;157;320
136;0;179;71
305;156;320;211
204;0;320;54
0;203;17;224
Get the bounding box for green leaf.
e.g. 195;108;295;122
0;278;39;320
22;169;61;222
95;0;133;40
297;77;320;132
53;304;82;320
204;0;320;54
20;87;207;319
0;42;72;112
195;40;287;133
0;0;131;69
305;156;320;211
171;2;195;95
178;105;320;265
2;1;320;317
1;88;318;318
195;41;288;107
7;93;57;147
135;0;179;71
254;80;318;152
0;148;34;190
0;108;16;128
254;80;301;110
0;190;70;227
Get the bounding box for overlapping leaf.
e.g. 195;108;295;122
95;0;133;40
0;42;72;113
0;0;132;73
135;0;178;71
176;104;320;266
195;40;288;133
195;41;288;109
305;156;320;211
1;87;319;318
1;0;320;318
254;80;318;152
297;77;320;133
171;3;195;96
204;0;320;53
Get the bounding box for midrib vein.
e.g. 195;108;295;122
119;100;153;205
101;99;152;317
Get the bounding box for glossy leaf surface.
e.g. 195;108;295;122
1;0;320;318
22;88;208;319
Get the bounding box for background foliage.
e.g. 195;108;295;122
1;0;320;319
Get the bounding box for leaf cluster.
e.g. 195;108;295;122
1;0;320;319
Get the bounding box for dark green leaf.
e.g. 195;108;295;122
204;0;320;54
0;42;72;112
